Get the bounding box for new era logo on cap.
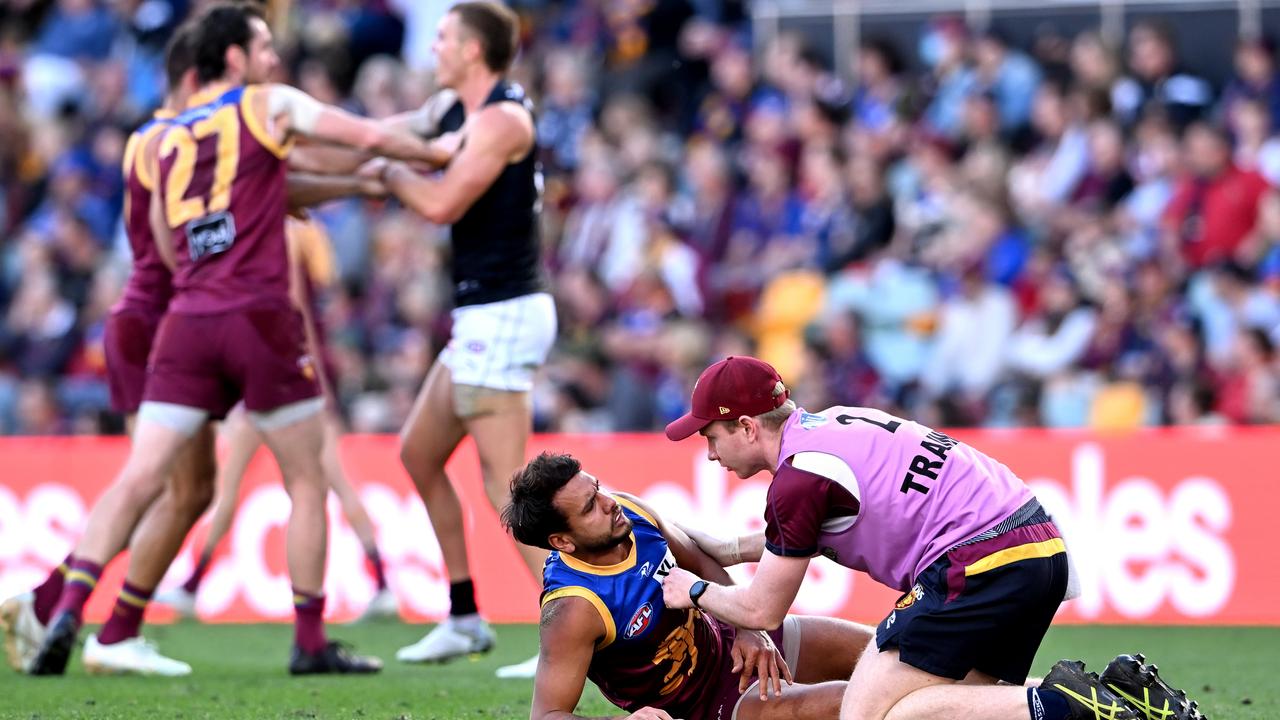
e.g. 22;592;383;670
665;356;788;440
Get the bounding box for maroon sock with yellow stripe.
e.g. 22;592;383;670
96;581;153;645
293;589;327;654
32;554;73;625
51;558;103;624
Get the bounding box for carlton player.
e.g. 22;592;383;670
28;1;449;676
502;453;875;720
366;1;558;674
661;357;1204;720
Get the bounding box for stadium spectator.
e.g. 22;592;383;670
1161;122;1270;271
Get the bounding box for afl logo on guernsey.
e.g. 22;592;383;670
625;602;654;639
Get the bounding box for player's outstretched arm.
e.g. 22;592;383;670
673;523;764;567
661;552;809;631
376;102;531;225
285;172;385;209
249;84;453;167
380;89;459;138
531;597;658;720
288;141;376;176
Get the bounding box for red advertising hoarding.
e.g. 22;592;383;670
0;428;1272;625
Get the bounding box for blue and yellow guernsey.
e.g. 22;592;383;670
541;498;729;716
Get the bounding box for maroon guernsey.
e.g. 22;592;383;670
158;84;292;314
116;109;177;314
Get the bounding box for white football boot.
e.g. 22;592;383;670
0;592;46;672
395;615;495;663
495;653;539;679
153;587;198;619
83;634;192;676
353;589;400;623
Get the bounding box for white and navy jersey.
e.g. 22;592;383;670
436;80;544;307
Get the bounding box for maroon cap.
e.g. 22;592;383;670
665;356;788;441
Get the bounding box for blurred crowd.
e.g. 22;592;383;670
3;0;1280;435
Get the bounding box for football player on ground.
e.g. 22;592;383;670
503;452;876;720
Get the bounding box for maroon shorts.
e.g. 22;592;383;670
689;617;795;720
305;308;340;410
104;308;165;414
144;305;320;419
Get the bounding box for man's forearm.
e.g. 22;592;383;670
697;583;778;630
678;525;765;566
287;173;380;209
373;128;452;168
289;144;374;175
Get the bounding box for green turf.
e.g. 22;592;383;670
0;623;1275;719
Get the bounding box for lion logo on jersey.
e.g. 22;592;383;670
653;610;700;695
895;584;924;610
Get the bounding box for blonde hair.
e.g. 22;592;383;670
715;382;795;433
758;399;797;431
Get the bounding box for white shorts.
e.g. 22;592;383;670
441;292;556;391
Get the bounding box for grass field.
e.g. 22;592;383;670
0;622;1275;719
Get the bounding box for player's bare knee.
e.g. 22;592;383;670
117;454;171;504
282;469;327;505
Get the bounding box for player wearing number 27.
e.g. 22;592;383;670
661;356;1173;720
26;1;450;677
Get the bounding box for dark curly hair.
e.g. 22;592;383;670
501;452;581;551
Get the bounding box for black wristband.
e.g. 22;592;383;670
689;580;710;609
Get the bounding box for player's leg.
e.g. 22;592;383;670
321;414;396;620
85;423;217;676
29;408;203;675
158;405;260;614
851;516;1132;720
721;615;865;720
396;361;492;664
461;388;548;675
735;681;848;720
782;616;874;684
479;292;557;679
462;389;549;580
399;361;468;580
255;401;379;674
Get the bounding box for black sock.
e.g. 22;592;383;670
449;579;478;617
1028;687;1072;720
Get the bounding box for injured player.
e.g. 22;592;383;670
501;452;874;720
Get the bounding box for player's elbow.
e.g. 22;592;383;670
416;198;462;225
760;611;787;632
746;604;787;631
